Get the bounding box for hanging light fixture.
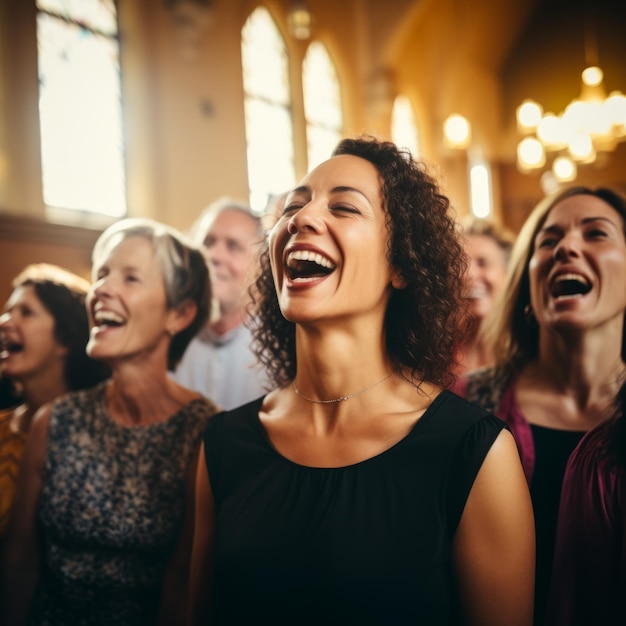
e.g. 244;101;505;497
552;156;577;182
443;114;471;150
288;1;313;40
165;0;214;61
515;15;626;178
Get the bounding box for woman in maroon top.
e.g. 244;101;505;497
547;382;626;626
456;185;626;624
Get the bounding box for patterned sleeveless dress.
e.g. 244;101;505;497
29;383;218;626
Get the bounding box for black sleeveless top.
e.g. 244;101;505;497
203;390;507;625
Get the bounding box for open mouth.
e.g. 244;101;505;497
550;273;592;299
0;340;23;357
93;310;126;329
467;287;488;299
286;250;336;281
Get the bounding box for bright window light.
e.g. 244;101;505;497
302;41;343;170
391;95;420;157
241;8;296;214
469;163;492;218
37;1;126;218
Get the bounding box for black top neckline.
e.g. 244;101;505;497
248;389;450;471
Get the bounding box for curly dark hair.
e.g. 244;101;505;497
248;135;468;390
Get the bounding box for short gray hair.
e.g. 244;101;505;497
190;196;265;246
92;217;211;370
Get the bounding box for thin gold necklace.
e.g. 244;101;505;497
292;372;393;404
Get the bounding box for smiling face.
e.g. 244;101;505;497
528;194;626;335
0;284;67;383
268;154;401;327
201;209;260;313
464;234;509;322
86;236;182;368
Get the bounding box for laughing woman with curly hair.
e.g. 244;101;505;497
189;136;534;626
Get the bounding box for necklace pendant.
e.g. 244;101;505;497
292;372;393;404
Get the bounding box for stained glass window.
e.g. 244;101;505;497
302;41;343;170
241;8;295;214
37;0;126;218
391;95;420;158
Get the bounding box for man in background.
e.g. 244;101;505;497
172;197;270;410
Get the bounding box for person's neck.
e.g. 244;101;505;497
292;321;393;401
209;307;244;337
457;320;494;371
529;330;626;410
16;373;69;433
457;342;495;375
107;363;189;425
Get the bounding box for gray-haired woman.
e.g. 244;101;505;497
2;218;219;626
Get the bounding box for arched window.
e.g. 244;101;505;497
241;7;295;213
302;41;343;170
37;0;126;218
391;95;420;158
469;155;493;218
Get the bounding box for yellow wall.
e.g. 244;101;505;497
1;0;626;305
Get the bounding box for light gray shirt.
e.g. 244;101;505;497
171;323;270;411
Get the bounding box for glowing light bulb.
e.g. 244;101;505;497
553;156;577;182
443;114;471;149
517;137;545;170
517;100;543;132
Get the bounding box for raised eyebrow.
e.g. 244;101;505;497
537;224;561;238
95;263;141;277
330;185;372;205
581;216;620;229
286;185;370;200
282;186;310;210
286;185;309;198
284;184;374;211
539;216;620;236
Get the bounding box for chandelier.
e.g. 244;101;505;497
516;52;626;183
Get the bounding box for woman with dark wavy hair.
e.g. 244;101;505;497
0;263;110;541
189;136;534;625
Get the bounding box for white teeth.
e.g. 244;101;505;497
468;288;487;299
554;273;589;285
287;250;336;270
94;310;125;325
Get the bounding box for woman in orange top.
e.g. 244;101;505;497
0;263;109;539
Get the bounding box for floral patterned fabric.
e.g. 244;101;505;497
29;383;217;626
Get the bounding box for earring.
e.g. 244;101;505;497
523;304;536;325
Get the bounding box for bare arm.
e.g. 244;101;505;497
187;442;216;626
0;405;51;626
157;445;201;626
452;429;535;626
